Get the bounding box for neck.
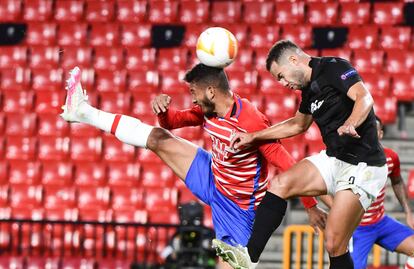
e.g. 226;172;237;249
214;91;234;117
303;56;313;82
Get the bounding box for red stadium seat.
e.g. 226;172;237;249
0;46;27;69
86;0;115;22
90;23;120;47
246;94;264;112
41;161;73;187
320;49;352;61
0;185;7;208
373;3;403;25
386;50;414;74
31;68;63;91
38;113;70;137
0;68;31;91
23;0;53;21
221;24;249;48
304;123;322;142
179;0;209;24
249;25;280;49
0;0;22;22
61;46;93;70
392;74;414;102
107;162;141;188
35;90;65;114
160;70;188;93
0;257;24;269
361;72;391;97
69;121;101;138
148;209;179;224
264;94;297;122
38;137;70;161
128;70;159;93
347;26;379;49
98;259;132;269
95;70;127;92
144;187;178;212
10;185;42;208
70;137;102;162
258;70;291;95
183;24;209;48
111;187;145;210
25;22;57;45
307;2;338;25
103;136;136;162
74;162;107;187
93;47;124;71
211;1;242;24
44;208;79;253
148;0;178;23
373;96;397;124
2;91;33;113
225;48;254;72
6;137;36;161
227;70;258;95
158;48;189;71
275;2;305;25
352;50;384;73
9;161;40;185
141;164;175;188
130;92;157;117
57;23;88;46
44;186;77;209
121;23;152;48
0;162;7;185
54;0;84;22
25;257;60;269
281;25;312;48
307;139;326;156
380;27;411;50
243;1;274;24
116;0;147;23
125;48;156;71
99;92;131;114
78;186;111;210
0;114;4;137
61;258;96;269
339;2;370;25
5;112;36;136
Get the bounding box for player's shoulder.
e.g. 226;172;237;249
237;96;270;129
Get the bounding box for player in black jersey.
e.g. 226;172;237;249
213;40;388;269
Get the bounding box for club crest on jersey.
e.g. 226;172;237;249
310;100;324;114
341;69;357;80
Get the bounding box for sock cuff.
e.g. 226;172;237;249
110;114;122;135
260;192;287;212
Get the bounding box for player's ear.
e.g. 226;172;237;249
288;55;298;65
206;86;215;99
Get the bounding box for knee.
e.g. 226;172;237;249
268;174;293;199
324;231;348;256
146;127;174;151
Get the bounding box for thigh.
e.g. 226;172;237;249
376;216;414;254
350;227;378;269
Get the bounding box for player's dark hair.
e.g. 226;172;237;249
184;64;230;92
375;115;384;130
266;40;300;71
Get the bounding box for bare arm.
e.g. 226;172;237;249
318;195;334;209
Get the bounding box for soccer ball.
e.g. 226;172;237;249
196;27;238;68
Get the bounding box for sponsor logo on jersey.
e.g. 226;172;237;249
310;99;324;114
341;69;357;80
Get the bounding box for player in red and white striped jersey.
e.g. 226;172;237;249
350;116;414;269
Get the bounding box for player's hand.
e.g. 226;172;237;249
406;212;414;229
306;206;328;235
337;123;360;138
230;132;255;150
152;94;171;115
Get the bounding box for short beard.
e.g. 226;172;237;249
201;97;216;118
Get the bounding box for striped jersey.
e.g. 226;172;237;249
158;93;296;210
360;147;401;226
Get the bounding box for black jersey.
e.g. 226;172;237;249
299;57;386;166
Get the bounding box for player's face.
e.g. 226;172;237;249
376;120;384;140
269;61;308;90
189;84;216;117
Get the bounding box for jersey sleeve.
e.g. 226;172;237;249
157;105;204;130
298;91;311;115
325;58;362;95
388;149;401;178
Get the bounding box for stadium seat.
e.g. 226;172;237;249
31;68;63;91
74;162;106;187
304;123;322;143
148;0;178;23
89;23;120;47
183;24;209;48
221;24;249;48
160;70;188;93
107;162;141;188
386;49;414;74
38;137;70;161
144;187;178;212
249;25;280;49
111;187;145;210
2;91;33;113
246;94;264;112
44;186;77;210
95;70;127;92
243;1;274;24
373;3;403;25
70;137;102;162
93;47;124;71
281;25;312;48
264;94;297;121
60;46;92;71
10;185;42;208
25;257;60;269
99;92;131;114
86;0;115;22
225;48;254;72
307;2;338;25
320;49;352;61
373;96;397;124
35;90;65;114
258;70;291;95
38;113;69;137
347;26;379;49
0;162;7;185
307;139;326;156
41;161;73;187
54;0;84;22
103;136;136;162
275;1;305;24
392;74;414;102
61;258;96;269
78;186;111;210
141;164;175;188
25;22;57;46
121;23;152;48
57;23;88;46
9;161;40;185
130;92;157;117
227;70;258;95
179;0;209;24
148;209;179;224
211;1;242;23
116;0;147;23
128;70;159;93
0;46;27;69
0;185;7;208
69;122;101;138
361;72;391;98
23;0;53;21
339;2;370;25
5;112;36;136
125;48;157;71
6;137;36;161
352;50;384;73
98;259;132;269
0;68;31;91
380;27;411;50
158;48;189;72
0;0;22;22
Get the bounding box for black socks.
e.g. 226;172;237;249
329;252;354;269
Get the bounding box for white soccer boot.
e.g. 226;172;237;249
212;239;258;269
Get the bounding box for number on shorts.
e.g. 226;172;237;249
348;176;355;184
